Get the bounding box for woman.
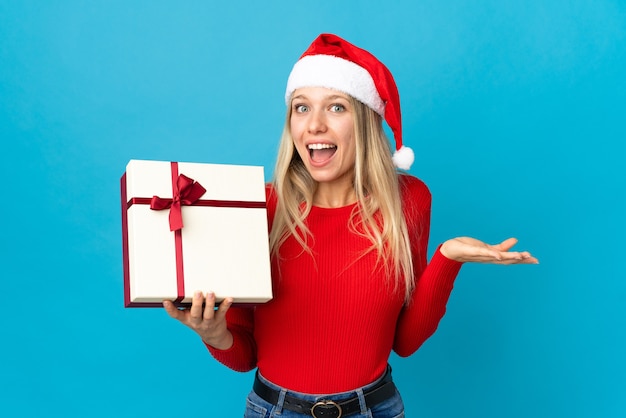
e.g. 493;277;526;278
164;34;538;417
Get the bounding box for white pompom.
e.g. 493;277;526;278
392;146;414;170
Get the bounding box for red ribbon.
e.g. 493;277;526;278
150;173;207;231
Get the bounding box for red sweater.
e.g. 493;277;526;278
208;175;462;393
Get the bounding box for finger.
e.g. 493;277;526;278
462;248;523;263
472;247;505;261
497;251;526;261
214;297;234;321
467;255;507;263
506;254;539;265
163;300;184;321
496;259;535;265
189;291;205;322
203;292;217;320
492;237;518;252
490;253;540;265
494;247;538;262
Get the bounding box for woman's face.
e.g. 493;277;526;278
290;87;356;189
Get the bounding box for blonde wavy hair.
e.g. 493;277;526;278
270;96;415;301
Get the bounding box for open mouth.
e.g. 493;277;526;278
308;143;337;163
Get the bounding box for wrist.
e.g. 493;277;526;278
203;331;234;351
439;240;454;260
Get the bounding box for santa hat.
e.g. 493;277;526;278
285;33;414;170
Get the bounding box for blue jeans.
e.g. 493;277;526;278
243;367;405;418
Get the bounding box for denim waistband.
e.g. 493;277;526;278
255;364;393;403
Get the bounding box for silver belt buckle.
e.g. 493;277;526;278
311;400;342;418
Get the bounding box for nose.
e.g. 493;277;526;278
307;108;327;134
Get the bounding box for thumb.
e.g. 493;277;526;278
163;300;183;321
493;237;518;252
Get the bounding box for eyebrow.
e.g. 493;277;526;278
291;93;350;102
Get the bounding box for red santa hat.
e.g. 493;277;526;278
285;33;414;170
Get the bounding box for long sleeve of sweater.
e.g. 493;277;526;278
393;176;462;356
205;306;257;372
394;248;462;356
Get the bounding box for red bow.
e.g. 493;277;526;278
150;174;207;231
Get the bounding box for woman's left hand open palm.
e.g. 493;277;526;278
440;237;539;265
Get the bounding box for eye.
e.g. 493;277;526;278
329;104;345;112
293;104;309;113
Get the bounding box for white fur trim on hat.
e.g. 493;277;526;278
285;55;385;116
392;146;415;171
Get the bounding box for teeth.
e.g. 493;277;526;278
307;143;337;150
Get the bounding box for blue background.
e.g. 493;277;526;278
1;1;625;417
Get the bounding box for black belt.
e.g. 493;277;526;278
252;368;396;418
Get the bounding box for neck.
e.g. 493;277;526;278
313;182;357;208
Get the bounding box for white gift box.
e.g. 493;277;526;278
121;159;273;307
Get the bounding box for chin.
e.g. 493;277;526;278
309;169;352;186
